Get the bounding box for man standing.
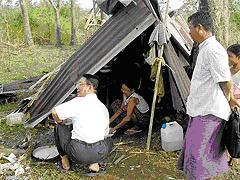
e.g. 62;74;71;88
177;11;237;179
52;74;112;176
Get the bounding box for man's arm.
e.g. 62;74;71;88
219;81;239;108
51;108;64;124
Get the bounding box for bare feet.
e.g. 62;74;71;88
61;155;70;170
89;163;99;172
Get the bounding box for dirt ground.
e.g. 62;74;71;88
0;118;240;180
0;121;185;179
0;104;239;179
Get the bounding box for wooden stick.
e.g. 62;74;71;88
111;151;118;164
0;41;17;49
114;155;126;165
121;154;136;162
129;151;157;155
114;141;134;146
110;145;119;154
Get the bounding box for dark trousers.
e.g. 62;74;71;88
54;124;113;164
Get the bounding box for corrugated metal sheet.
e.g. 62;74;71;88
26;0;156;127
164;42;190;109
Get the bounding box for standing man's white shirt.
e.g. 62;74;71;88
55;93;109;143
186;36;231;120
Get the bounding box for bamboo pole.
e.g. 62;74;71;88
92;0;97;30
146;0;170;150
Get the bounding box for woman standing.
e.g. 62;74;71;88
227;43;240;166
227;44;240;104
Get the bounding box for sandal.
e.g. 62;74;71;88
124;129;142;135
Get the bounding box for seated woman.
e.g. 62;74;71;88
109;80;150;135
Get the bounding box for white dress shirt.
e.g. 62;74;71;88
55;93;109;143
232;71;240;88
186;36;231;120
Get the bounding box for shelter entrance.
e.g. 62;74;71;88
94;25;179;130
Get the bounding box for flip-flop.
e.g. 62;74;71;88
124;129;142;135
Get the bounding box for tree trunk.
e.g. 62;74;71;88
222;0;229;46
197;0;229;47
49;0;62;47
55;8;61;47
70;0;76;46
198;0;209;11
208;0;229;47
190;0;229;70
19;0;34;47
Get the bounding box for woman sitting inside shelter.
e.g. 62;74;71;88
109;80;150;135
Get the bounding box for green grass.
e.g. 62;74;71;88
0;102;18;112
0;45;76;84
1;45;240;179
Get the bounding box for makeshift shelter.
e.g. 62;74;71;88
22;0;192;130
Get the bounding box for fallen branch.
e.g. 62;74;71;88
114;155;126;165
111;150;118;165
129;151;157;155
27;62;64;107
0;49;18;55
121;154;137;162
110;145;119;154
29;73;51;91
115;148;130;152
114;141;134;146
0;41;17;49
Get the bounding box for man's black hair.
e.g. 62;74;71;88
82;74;99;90
227;44;240;58
188;11;213;32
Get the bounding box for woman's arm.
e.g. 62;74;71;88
110;101;124;123
234;94;240;99
110;97;137;132
110;108;122;123
219;81;239;108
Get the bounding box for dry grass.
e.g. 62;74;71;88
0;45;76;84
0;46;240;179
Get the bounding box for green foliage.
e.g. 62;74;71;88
230;12;240;28
229;0;240;43
28;6;55;44
0;8;23;43
0;3;89;46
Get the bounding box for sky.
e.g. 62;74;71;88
78;0;184;11
2;0;184;11
78;0;93;10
